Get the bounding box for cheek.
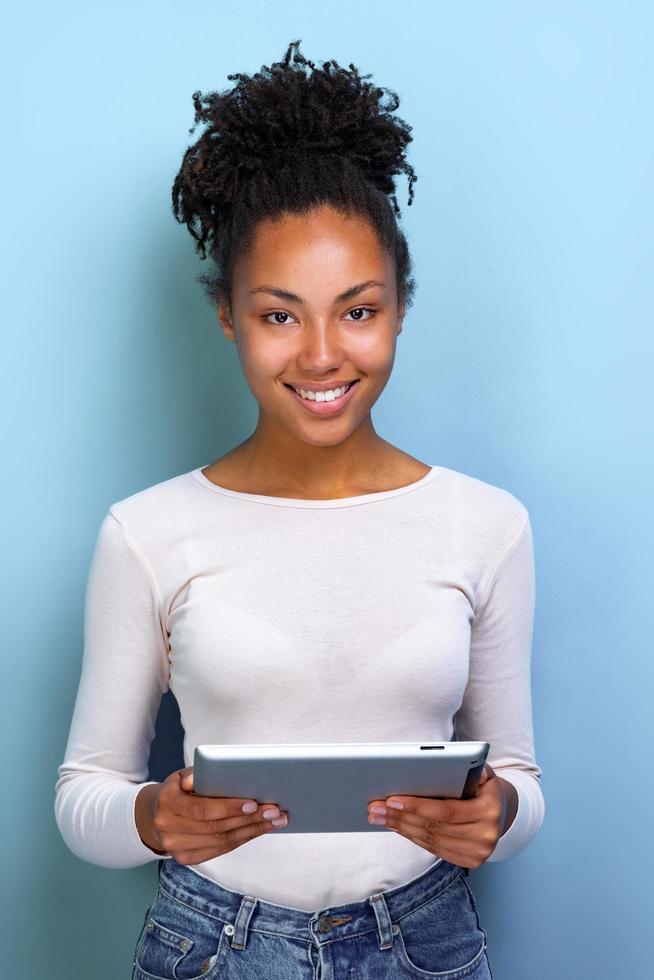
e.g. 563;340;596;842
239;336;288;383
357;339;397;379
349;326;397;370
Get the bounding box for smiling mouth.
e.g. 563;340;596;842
283;380;359;399
283;378;360;414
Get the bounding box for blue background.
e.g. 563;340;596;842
3;2;652;977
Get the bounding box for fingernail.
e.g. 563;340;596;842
262;807;280;819
271;815;288;828
242;801;258;814
387;800;404;810
370;805;387;815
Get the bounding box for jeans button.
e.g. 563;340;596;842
319;914;353;932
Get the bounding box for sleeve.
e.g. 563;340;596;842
453;510;545;862
54;509;174;868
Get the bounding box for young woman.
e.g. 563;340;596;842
55;39;544;980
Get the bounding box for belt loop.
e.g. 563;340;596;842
231;895;257;949
368;892;394;950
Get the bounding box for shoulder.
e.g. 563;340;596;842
105;466;199;549
433;464;530;549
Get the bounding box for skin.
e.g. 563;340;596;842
204;202;430;498
367;763;519;869
134;203;518;866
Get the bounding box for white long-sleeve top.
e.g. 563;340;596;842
54;462;544;910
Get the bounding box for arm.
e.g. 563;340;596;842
54;510;174;868
453;511;545;862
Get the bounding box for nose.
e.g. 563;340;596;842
295;320;348;370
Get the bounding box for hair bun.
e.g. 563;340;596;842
173;39;418;312
183;38;416;207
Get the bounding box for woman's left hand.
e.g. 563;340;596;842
367;763;516;869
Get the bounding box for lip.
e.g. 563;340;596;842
285;379;359;416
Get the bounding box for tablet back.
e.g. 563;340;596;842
193;741;490;833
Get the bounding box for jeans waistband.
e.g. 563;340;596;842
157;856;467;949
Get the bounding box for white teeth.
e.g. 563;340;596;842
292;383;351;402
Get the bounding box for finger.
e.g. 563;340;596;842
170;801;285;836
392;829;484;867
379;796;486;825
192;812;286;844
179;768;194;791
403;837;477;869
171;818;283;865
478;763;495;786
159;808;288;852
176;792;275;824
380;807;482;840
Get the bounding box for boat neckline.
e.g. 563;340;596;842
190;463;443;509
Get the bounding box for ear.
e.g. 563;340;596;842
217;302;236;342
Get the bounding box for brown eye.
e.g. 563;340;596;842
345;307;375;322
264;311;295;325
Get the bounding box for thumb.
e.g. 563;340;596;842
479;763;494;786
179;767;194;789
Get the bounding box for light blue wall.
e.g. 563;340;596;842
3;2;651;977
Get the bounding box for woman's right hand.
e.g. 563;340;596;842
135;766;289;865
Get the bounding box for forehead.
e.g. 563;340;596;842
236;205;389;286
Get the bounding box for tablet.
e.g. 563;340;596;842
192;741;490;833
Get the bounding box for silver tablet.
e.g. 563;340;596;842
192;741;490;833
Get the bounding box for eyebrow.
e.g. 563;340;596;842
249;279;387;305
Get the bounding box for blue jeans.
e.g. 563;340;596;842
131;856;494;979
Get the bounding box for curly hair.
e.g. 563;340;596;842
171;38;418;313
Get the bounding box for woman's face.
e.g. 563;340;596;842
217;203;404;449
